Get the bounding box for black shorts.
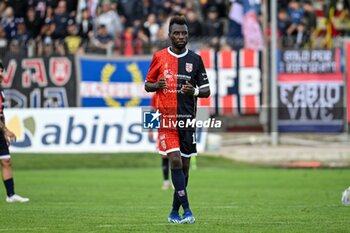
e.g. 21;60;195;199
0;132;10;159
179;129;197;157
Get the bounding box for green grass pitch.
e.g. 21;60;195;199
0;153;349;233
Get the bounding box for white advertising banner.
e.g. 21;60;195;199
5;107;207;153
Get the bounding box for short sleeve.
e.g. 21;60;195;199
146;53;159;83
196;56;210;89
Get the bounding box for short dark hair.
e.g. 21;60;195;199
169;16;188;33
0;62;3;70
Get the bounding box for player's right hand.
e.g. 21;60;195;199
156;78;168;89
4;128;16;146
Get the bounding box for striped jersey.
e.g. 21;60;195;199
146;47;209;120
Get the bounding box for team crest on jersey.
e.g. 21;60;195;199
159;134;167;149
185;63;193;73
161;139;167;150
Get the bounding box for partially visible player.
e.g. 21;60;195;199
0;62;29;203
145;16;210;224
149;93;171;190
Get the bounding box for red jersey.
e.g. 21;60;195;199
150;93;157;110
146;47;209;121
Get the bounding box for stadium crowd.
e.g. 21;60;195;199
0;0;348;57
0;0;232;57
277;0;350;49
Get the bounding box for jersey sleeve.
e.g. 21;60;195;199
145;53;159;83
196;56;210;89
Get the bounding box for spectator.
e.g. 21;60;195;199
2;7;17;41
164;0;174;15
142;0;153;17
294;22;309;48
31;0;49;19
186;9;202;50
39;19;55;48
302;1;317;33
202;6;224;50
14;18;31;47
64;18;84;54
116;24;148;56
279;2;311;49
143;13;159;44
278;8;292;36
201;0;227;19
90;24;113;54
38;35;65;57
288;0;304;24
186;9;202;39
117;0;144;27
45;1;77;17
54;39;66;56
157;9;171;42
95;0;123;39
77;0;99;19
136;26;151;54
52;0;69;39
227;0;244;49
78;8;93;44
277;8;292;47
117;26;136;56
40;36;54;56
98;0;118;11
25;7;42;41
8;39;23;55
45;5;55;21
151;26;168;53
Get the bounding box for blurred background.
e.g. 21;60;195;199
0;0;349;166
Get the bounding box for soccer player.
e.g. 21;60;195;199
0;62;29;203
149;93;171;190
145;16;210;224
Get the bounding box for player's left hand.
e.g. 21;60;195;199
181;81;195;95
4;129;16;146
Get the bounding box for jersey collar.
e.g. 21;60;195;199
167;47;188;58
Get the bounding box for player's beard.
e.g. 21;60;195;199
174;41;187;51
